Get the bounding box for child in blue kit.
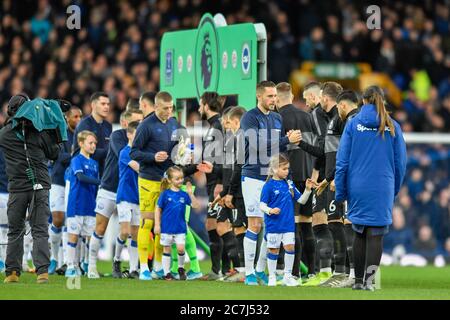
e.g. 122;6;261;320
260;154;314;286
114;121;141;278
65;131;100;278
154;166;199;280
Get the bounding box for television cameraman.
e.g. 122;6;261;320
0;94;69;284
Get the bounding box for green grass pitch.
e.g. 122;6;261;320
1;261;449;300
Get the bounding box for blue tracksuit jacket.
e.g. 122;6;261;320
335;104;407;226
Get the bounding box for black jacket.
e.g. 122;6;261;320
229;131;244;198
0;121;60;192
220;131;244;198
220;130;234;197
279;104;314;182
184;114;223;199
324;108;359;182
298;104;337;181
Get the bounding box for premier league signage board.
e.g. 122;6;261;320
160;13;266;116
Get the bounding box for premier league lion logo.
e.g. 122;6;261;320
201;32;212;89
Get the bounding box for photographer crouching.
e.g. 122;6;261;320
0;94;69;284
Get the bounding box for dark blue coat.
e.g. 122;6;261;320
240;107;289;181
130;113;180;181
50;129;73;186
100;129;128;192
72;115;112;177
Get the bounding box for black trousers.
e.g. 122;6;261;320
6;189;50;276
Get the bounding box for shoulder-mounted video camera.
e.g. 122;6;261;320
8;94;70;145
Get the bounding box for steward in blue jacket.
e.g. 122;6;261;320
335;103;407;227
335;86;407;290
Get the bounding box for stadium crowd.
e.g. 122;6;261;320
0;0;449;130
0;0;448;265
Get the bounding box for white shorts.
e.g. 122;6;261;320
0;192;8;225
266;232;295;249
241;176;265;218
117;202;140;226
50;184;66;213
64;180;70;213
66;216;96;237
95;188;117;219
160;233;186;247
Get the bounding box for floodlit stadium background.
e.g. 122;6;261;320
0;0;448;266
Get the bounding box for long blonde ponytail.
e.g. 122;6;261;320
267;154;294;197
160;166;183;192
160;177;171;192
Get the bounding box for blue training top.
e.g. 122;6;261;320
240;107;289;181
157;189;191;234
130;113;180;181
100;129;128;193
335;104;407;227
260;178;301;234
50;128;74;187
66;154;99;217
116;145;139;205
72;115;112;177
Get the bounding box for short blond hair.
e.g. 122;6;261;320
77;130;97;144
155;91;173;105
227;106;246;120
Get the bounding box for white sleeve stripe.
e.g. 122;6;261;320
259;202;271;214
298;189;312;205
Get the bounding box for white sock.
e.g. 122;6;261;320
320;267;332;273
129;240;138;272
67;241;77;269
88;232;103;269
62;228;68;265
255;238;267;273
0;226;8;262
178;252;185;269
58;242;64;268
284;250;295;276
84;238;89;263
162;253;171;275
349;268;355;279
114;237;126;262
243;230;258;276
49;224;63;261
140;263;149;272
153;260;162;271
77;238;83;264
267;252;278;277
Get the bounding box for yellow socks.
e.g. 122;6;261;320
138;219;154;266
